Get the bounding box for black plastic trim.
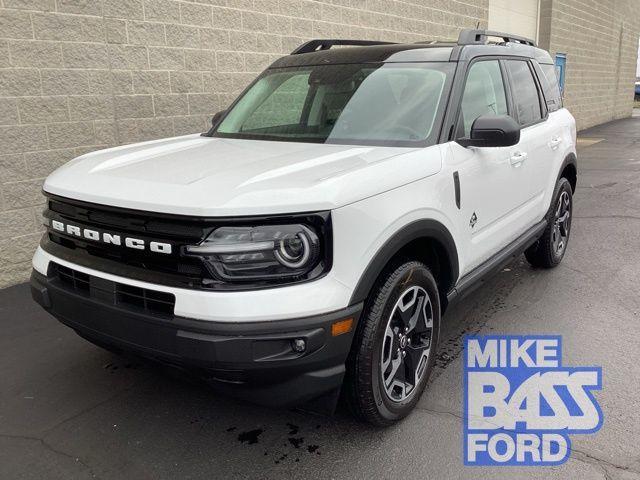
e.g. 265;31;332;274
349;219;459;305
453;171;461;209
558;152;578;192
440;59;467;143
31;269;363;408
447;219;547;303
458;29;537;47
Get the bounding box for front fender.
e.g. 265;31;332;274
348;218;459;305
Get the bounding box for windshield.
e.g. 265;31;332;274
213;62;455;147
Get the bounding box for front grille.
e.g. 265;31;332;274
55;263;90;294
41;193;332;291
116;283;175;315
51;263;175;316
48;198;205;238
43;194;211;289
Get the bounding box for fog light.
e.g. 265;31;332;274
292;338;306;353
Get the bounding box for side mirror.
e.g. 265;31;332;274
210;110;227;129
457;114;520;148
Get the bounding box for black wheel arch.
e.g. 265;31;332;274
349;219;459;310
558;152;577;192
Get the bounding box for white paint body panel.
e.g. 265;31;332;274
37;108;576;322
43;135;438;216
446;109;574;271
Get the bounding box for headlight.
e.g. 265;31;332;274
185;224;323;282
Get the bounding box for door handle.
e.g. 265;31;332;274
510;151;528;166
549;137;562;150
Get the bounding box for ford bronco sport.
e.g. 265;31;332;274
31;29;577;425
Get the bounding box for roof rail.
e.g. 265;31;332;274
458;29;537;47
291;39;396;55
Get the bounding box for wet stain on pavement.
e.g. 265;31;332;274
430;260;526;381
593;182;617;189
288;437;304;449
237;428;263;445
227;423;324;463
103;360;140;373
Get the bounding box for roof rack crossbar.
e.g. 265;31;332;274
458;29;537;47
291;39;397;55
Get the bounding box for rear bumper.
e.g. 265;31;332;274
31;269;362;408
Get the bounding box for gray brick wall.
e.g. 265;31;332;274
0;0;488;287
538;0;640;130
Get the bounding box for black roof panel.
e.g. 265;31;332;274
269;40;553;69
270;43;456;68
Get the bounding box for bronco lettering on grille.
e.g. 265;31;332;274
50;220;172;255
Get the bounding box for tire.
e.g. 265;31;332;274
345;260;440;426
525;177;573;268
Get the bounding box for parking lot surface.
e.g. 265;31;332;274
1;115;640;479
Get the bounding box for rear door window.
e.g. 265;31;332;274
505;60;544;126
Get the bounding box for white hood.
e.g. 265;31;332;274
44;134;443;216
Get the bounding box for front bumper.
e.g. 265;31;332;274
31;269;362;408
33;246;354;322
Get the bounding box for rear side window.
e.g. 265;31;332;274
538;63;563;112
505;60;543;126
458;60;508;138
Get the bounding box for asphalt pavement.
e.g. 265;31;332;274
1;115;639;479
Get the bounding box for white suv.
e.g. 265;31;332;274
31;30;577;425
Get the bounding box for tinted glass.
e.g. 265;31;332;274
241;73;309;130
539;63;562;112
215;62;455;147
458;60;508;138
506;60;543;126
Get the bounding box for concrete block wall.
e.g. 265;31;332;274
538;0;640;130
0;0;488;287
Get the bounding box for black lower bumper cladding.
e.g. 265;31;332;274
31;267;362;408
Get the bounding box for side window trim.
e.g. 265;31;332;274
442;60;471;142
527;59;549;121
530;60;555;115
454;58;510;140
499;59;516;119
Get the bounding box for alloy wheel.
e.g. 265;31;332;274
552;191;571;256
380;286;434;403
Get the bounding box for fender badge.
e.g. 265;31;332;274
470;212;478;228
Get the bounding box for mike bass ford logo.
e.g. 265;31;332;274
464;335;603;466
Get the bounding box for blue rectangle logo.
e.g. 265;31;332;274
463;335;603;466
